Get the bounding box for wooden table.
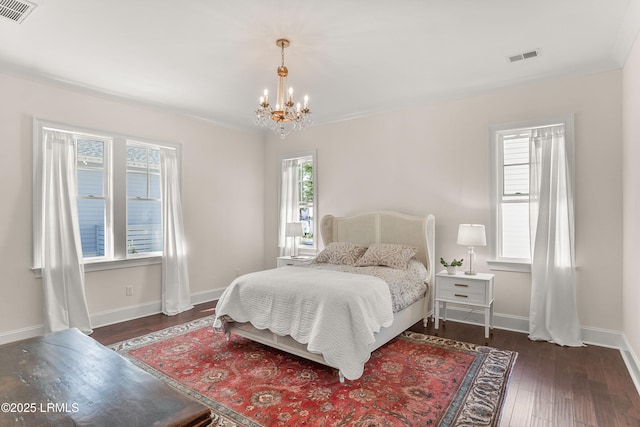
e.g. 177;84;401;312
0;328;211;426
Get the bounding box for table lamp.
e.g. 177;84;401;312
286;222;304;258
457;224;486;275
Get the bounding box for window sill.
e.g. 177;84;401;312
32;256;162;278
487;259;531;273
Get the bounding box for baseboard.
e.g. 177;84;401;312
0;287;227;345
621;334;640;396
191;287;225;305
438;306;628;349
0;324;44;345
90;300;163;329
436;306;529;335
91;287;226;328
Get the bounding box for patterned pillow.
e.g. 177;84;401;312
354;243;418;270
313;242;368;265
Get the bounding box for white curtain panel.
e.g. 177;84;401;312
160;148;193;315
528;125;583;346
42;131;92;334
278;159;301;256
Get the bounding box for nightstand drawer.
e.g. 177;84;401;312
437;277;487;294
437;288;486;305
277;256;313;267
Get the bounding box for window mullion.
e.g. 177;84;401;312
112;138;127;260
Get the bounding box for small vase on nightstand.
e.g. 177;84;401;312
440;258;463;275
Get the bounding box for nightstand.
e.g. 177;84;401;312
276;256;314;267
434;270;495;338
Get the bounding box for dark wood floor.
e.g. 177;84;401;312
92;301;640;427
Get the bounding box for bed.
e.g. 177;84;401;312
213;211;435;382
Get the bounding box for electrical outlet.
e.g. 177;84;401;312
125;285;133;296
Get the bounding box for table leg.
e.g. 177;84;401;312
490;302;494;330
443;301;447;323
485;306;490;338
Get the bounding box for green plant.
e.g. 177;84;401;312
440;257;463;267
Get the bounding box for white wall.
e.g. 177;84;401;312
0;73;265;339
0;65;628;346
623;32;640;368
264;70;623;332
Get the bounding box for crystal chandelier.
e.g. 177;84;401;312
255;39;312;139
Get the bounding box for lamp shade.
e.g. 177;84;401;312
457;224;486;246
285;222;304;237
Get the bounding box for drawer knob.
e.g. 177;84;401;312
454;283;469;287
454;294;468;298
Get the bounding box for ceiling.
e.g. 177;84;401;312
1;0;639;132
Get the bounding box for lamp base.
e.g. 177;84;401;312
466;246;477;275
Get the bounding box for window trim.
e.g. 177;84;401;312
32;118;181;275
488;115;574;273
278;150;318;255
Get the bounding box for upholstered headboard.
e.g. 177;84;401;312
320;211;435;286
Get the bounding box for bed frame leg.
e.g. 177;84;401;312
339;371;345;383
423;317;429;328
225;332;230;342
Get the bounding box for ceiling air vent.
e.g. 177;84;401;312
507;49;540;63
0;0;37;24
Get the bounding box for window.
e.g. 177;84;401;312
499;131;531;260
33;119;179;273
126;144;162;254
77;137;110;258
279;151;317;254
298;157;315;248
489;116;573;272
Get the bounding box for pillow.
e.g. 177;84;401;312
313;242;368;265
354;243;418;270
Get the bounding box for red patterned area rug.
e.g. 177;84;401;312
111;316;517;426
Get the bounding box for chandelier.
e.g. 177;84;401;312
255;39;312;139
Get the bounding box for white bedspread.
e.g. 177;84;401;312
213;266;394;380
